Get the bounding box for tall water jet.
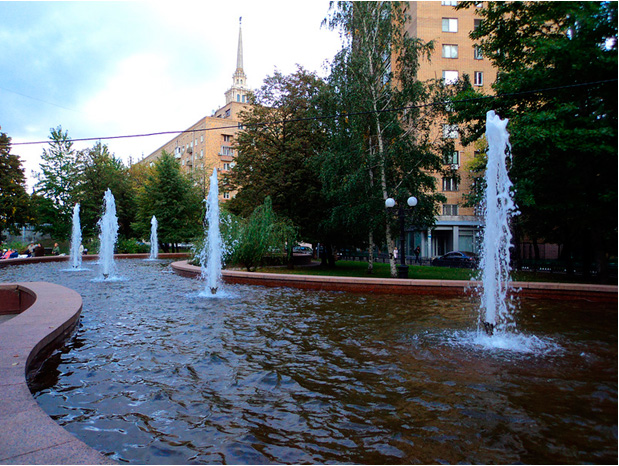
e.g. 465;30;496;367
98;189;119;279
149;215;158;260
70;203;83;269
200;168;223;295
479;111;518;335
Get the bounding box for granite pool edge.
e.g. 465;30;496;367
172;260;618;302
0;282;114;465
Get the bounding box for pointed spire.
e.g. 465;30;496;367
224;17;249;105
236;17;243;72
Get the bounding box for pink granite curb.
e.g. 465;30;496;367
0;252;189;268
0;282;114;465
171;260;618;302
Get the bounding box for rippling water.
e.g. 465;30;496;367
3;260;616;464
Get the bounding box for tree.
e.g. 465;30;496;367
224;67;331;247
231;196;296;271
0;132;31;240
35;126;83;239
133;151;202;252
454;1;618;281
323;1;449;276
75;142;136;238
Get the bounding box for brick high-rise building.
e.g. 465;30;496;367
407;1;496;258
139;18;251;200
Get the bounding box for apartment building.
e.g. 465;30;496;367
407;0;496;258
139;20;250;199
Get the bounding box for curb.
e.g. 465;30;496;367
0;283;114;465
171;261;618;302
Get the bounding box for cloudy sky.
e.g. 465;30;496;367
0;1;343;189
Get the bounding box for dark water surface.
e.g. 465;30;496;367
3;260;616;464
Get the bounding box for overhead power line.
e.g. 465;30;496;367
3;78;616;148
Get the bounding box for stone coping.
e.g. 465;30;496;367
0;282;113;465
172;260;618;302
0;252;189;268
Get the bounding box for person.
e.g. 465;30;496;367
26;243;35;257
52;243;60;255
414;245;421;264
33;243;45;257
393;247;398;260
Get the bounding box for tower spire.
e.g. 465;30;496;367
237;17;243;72
224;17;249;105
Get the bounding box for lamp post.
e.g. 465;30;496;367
385;196;417;279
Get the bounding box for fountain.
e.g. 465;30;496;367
2;112;615;464
69;203;82;269
97;188;119;280
148;215;158;260
478;110;518;336
199;168;223;295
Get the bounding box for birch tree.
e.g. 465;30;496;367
323;1;448;277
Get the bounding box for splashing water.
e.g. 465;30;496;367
200;168;223;295
479;111;519;335
98;189;119;280
70;203;82;269
149;216;158;260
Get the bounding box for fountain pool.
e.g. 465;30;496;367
2;260;615;464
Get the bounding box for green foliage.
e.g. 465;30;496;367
34;126;83;239
133;151;203;248
322;1;448;276
454;1;617;279
224;67;330;245
0;132;31;239
116;237;149;254
74;142;136;238
231;197;297;271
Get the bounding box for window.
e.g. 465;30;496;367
442;18;458;32
474;71;484;86
443;124;459;139
442;177;459;191
225;109;231;118
223;192;230;200
220;146;234;156
223;135;232;142
223;162;231;171
442;44;458;59
443;204;459;216
442;70;459;84
474;46;483;60
441;1;458;5
474;19;482;30
444;151;460;165
200;149;203;159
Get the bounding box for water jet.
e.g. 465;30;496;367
200;168;223;295
149;215;158;260
70;203;82;270
98;188;119;280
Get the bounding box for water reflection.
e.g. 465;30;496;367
2;260;615;464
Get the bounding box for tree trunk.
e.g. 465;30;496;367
367;231;374;274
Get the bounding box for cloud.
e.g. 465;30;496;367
1;0;342;189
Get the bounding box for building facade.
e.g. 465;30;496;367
138;20;250;199
406;1;497;259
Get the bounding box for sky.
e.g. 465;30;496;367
0;0;343;189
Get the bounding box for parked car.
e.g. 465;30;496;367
431;251;479;268
293;246;313;255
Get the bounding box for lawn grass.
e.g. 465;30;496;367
256;260;612;284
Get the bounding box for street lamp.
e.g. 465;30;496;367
385;195;417;279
